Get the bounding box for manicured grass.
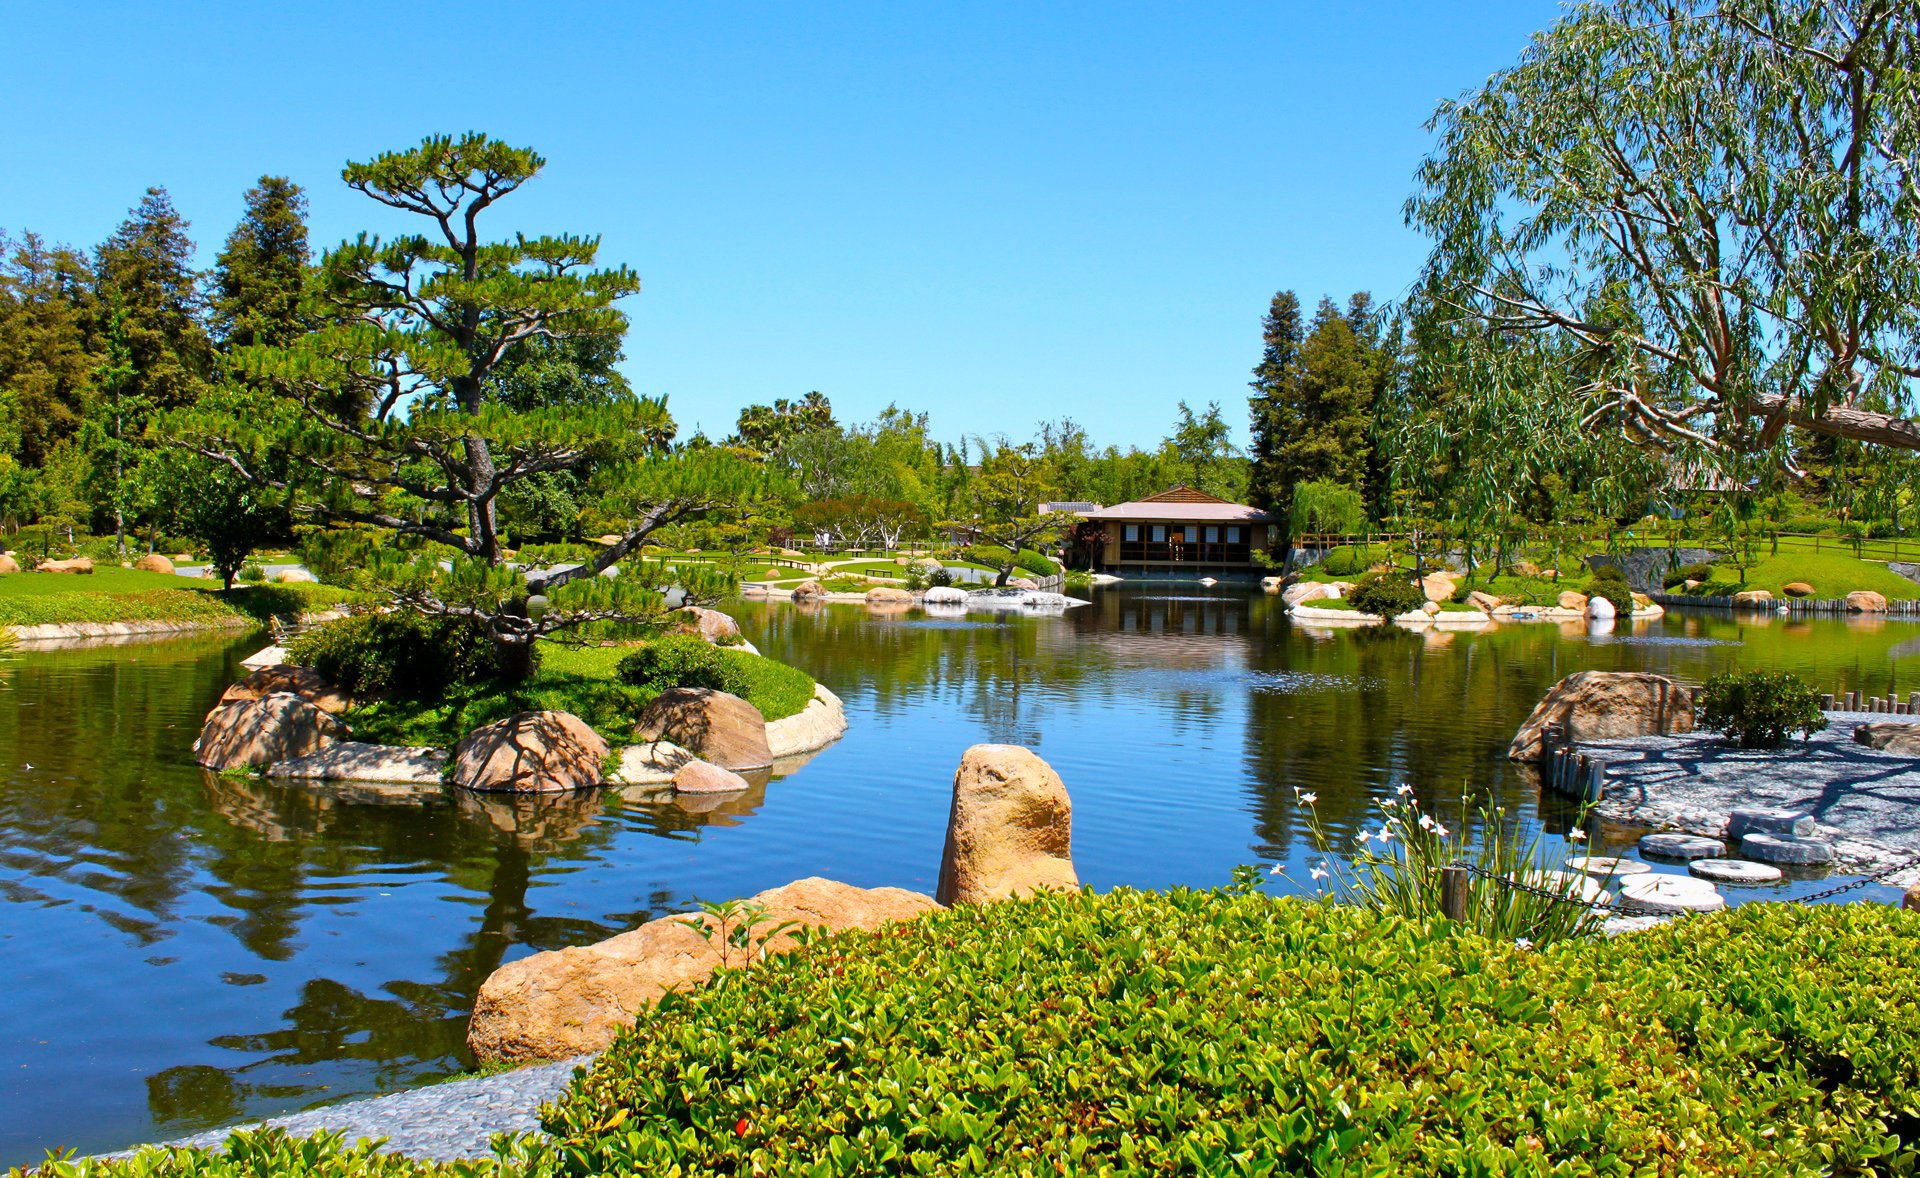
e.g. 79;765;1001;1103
343;641;817;749
1675;551;1920;600
0;569;357;628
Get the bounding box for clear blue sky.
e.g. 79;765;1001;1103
1;2;1560;450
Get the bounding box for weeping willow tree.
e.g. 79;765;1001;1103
168;133;768;677
1409;0;1920;478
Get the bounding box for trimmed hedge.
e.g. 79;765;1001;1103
965;544;1059;577
1346;570;1424;619
44;894;1920;1176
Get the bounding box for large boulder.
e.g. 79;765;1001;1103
452;711;609;792
634;688;772;771
790;580;824;600
936;744;1078;906
468;877;940;1062
1732;589;1773;607
273;567;316;583
1783;582;1815;598
1853;722;1920;755
220;664;351;714
1846;590;1889;613
195;693;349;771
0;554;18;575
865;586;914;605
1468;590;1503;612
1282;581;1330;608
36;558;92;575
677;606;742;644
923;586;968;605
1419;574;1456;603
133;552;174;575
1556;590;1587;611
1507;671;1695;761
1587;595;1616;621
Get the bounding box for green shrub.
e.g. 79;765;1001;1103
903;564;955;591
965;544;1058;576
538;893;1920;1176
1662;561;1714;589
287;611;508;699
616;633;750;697
1318;544;1387;577
237;563;267;583
1583;564;1634;615
1698;669;1829;748
1346;570;1424;619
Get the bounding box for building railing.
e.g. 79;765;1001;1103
1116;541;1252;564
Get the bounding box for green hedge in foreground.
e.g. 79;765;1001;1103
27;894;1920;1177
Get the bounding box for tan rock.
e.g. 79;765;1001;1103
1282;581;1330;608
865;586;914;605
133;552;174;574
1906;882;1920;914
1557;590;1588;611
1732;589;1773;607
1783;582;1815;598
765;684;848;759
270;741;446;783
1631;592;1651;608
612;739;697;785
467;877;940;1062
678;605;742;644
1009;577;1040;590
1420;600;1442;616
1846;590;1889;613
1508;671;1695;761
1260;575;1285;594
220;664;352;714
1420;574;1457;602
1469;590;1504;612
1511;560;1542;577
1853;722;1920;755
634;688;772;771
194;693;349;771
0;554;18;575
273;567;316;583
673;759;751;793
914;557;944;572
1683;579;1703;590
36;558;93;575
790;579;824;600
936;744;1078;906
762;567;783;580
452;711;609;792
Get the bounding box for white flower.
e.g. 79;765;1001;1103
1418;814;1436;831
1514;938;1533;951
1396;783;1415;796
1432;823;1451;839
1310;865;1329;882
1300;792;1317;805
1356;830;1375;846
1569;829;1588;842
1377;826;1396;843
1269;862;1284;876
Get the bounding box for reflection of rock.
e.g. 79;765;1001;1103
1508;672;1694;761
921;601;968;619
634;688;772;771
453;711;608;792
270;741;446;783
200;770;444;841
195;693;348;770
468;877;939;1062
669;774;771;817
936;744;1078;906
456;789;604;849
221;664;351;714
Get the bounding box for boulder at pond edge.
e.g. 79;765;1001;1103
195;693;349;771
936;744;1079;906
452;711;608;792
1508;671;1694;761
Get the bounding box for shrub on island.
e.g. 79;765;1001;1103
616;633;751;698
1583;564;1634;616
1698;669;1829;749
1346;570;1425;619
288;611;514;699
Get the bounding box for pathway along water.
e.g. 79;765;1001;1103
1;587;1913;1162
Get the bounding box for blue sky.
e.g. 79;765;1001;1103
1;2;1561;450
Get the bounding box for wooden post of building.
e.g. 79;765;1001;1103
1440;866;1470;923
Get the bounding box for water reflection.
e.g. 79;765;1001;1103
6;590;1920;1158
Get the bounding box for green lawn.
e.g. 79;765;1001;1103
0;568;357;628
344;641;817;749
1675;551;1920;600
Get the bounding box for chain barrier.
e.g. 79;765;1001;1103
1447;852;1920;916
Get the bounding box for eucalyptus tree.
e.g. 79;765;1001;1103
172;133;761;676
1410;0;1920;475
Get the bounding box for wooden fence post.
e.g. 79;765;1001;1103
1440;866;1470;923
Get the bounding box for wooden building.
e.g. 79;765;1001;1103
1080;487;1279;572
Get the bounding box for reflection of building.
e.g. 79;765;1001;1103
1080;487;1279;573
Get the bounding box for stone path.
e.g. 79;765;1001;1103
1588;712;1920;883
125;1057;592;1162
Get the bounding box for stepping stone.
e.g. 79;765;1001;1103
1688;858;1783;885
1740;832;1835;866
1567;856;1653;880
1619;873;1725;914
1639;832;1726;860
1516;870;1611;905
1726;808;1816;840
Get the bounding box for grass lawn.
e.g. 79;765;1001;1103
1676;551;1920;600
0;568;357;628
343;641;817;749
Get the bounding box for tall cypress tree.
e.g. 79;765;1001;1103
95;186;210;410
210;176;311;349
0;232;98;469
1247;290;1302;513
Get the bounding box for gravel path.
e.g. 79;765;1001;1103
123;1057;593;1161
1588;712;1920;883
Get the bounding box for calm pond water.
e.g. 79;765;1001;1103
2;585;1915;1160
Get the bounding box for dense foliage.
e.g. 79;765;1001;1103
286;611;512;699
615;634;751;697
1346;570;1425;619
1699;669;1830;750
1582;564;1634;616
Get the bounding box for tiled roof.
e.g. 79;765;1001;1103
1082;492;1276;523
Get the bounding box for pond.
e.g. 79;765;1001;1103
1;586;1914;1161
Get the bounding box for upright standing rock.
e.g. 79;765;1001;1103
936;744;1078;905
